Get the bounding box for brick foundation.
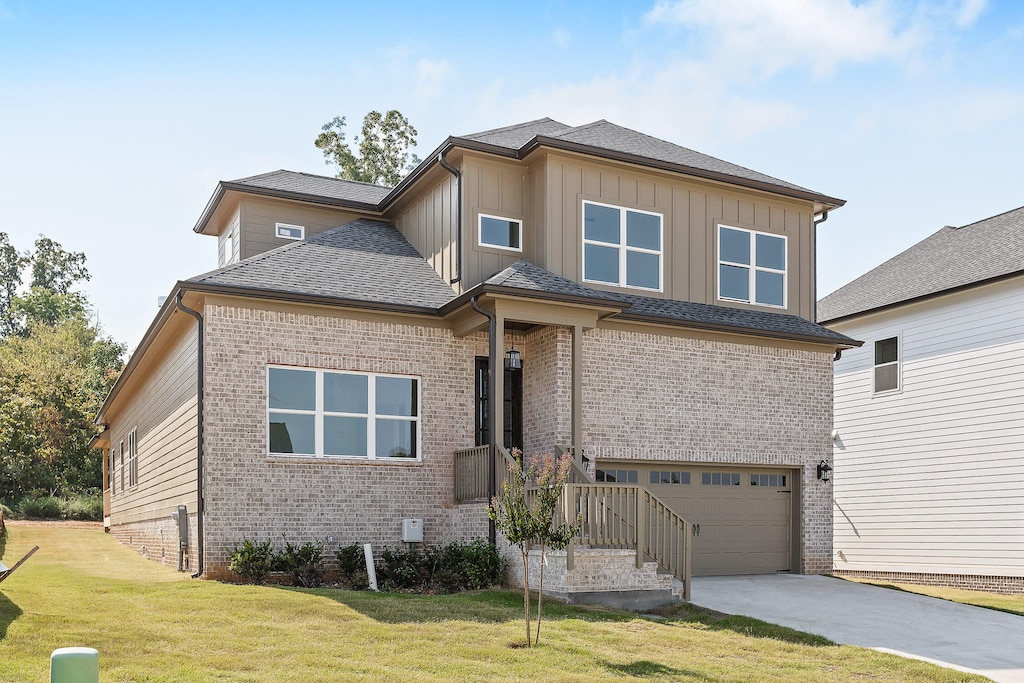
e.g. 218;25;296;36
833;569;1024;596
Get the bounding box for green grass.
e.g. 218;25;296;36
0;524;989;683
842;576;1024;617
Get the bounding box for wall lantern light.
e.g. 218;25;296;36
504;346;522;370
817;460;833;482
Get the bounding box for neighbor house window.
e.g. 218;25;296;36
268;366;420;460
275;223;305;240
119;440;125;492
873;336;900;393
718;225;787;307
108;447;115;495
127;428;138;488
478;214;522;251
582;201;662;291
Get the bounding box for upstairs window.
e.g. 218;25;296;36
718;226;787;307
268;366;420;460
478;214;522;251
582;201;662;291
873;336;900;394
275;223;305;240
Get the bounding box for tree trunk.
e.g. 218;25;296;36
521;547;532;647
535;544;546;644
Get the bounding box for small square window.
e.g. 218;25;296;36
479;214;522;251
275;223;305;240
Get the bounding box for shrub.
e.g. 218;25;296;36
275;540;324;588
374;540;505;594
228;539;275;583
0;502;15;521
19;495;63;520
63;494;103;521
335;543;368;589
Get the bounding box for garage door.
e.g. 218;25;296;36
596;464;793;576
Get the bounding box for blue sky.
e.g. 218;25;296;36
1;0;1022;349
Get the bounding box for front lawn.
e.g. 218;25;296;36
0;524;987;682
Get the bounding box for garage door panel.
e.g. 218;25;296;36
615;463;794;576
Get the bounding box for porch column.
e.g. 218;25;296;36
571;323;583;453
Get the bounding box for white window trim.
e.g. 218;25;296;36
127;427;138;489
478;213;523;252
872;335;902;395
581;200;664;292
267;366;421;461
716;224;788;308
275;223;305;240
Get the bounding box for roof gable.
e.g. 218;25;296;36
188;218;456;311
818;205;1024;323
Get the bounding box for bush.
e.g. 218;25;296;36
0;502;15;521
275;540;324;588
19;495;63;520
228;539;275;583
335;543;368;589
374;540;505;594
62;494;103;521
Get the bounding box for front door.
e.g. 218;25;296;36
475;357;523;452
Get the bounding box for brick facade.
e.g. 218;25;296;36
199;304;490;575
580;327;836;574
109;512;199;573
833;569;1024;596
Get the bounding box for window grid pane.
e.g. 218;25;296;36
583;202;662;291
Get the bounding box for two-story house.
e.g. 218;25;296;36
820;206;1024;594
93;118;857;604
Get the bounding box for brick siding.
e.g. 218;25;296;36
833;569;1024;596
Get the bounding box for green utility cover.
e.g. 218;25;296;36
50;647;99;683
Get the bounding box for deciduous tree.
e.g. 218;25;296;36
314;110;419;186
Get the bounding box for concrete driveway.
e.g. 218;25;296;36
689;575;1024;683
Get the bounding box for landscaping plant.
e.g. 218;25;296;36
228;539;275;584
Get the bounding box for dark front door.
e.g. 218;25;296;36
475;357;523;451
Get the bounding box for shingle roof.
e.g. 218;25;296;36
225;170;392;205
818;205;1024;323
456;118;833;203
474;261;856;345
460;118;574;149
188;219;455;310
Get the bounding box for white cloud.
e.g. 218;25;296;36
552;28;571;48
953;0;987;27
413;58;453;102
644;0;934;78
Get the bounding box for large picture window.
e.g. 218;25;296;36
582;201;662;291
718;225;787;307
268;367;420;460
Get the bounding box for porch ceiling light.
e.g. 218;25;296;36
505;346;522;370
817;459;832;482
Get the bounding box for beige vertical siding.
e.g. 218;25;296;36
235;197;368;260
543;153;817;319
831;277;1024;578
108;318;200;526
393;171;458;290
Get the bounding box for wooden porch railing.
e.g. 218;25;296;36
560;483;691;600
453;444;691;599
453;445;490;502
555;444;593;484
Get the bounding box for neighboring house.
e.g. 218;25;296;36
820;206;1024;594
93;118;857;603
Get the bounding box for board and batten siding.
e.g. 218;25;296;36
232;197;368;261
108;319;200;526
393;170;458;292
830;276;1024;578
541;153;817;320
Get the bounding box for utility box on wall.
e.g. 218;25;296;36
401;518;423;543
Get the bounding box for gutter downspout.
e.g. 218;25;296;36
470;296;496;545
813;211;829;325
438;148;462;286
175;291;205;579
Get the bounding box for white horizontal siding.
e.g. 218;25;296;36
830;276;1024;578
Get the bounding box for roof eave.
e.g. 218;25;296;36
522;136;846;210
438;283;630;317
613;311;862;348
819;269;1024;326
183;280;442;317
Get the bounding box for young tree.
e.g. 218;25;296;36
488;450;579;647
314;110;419;186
